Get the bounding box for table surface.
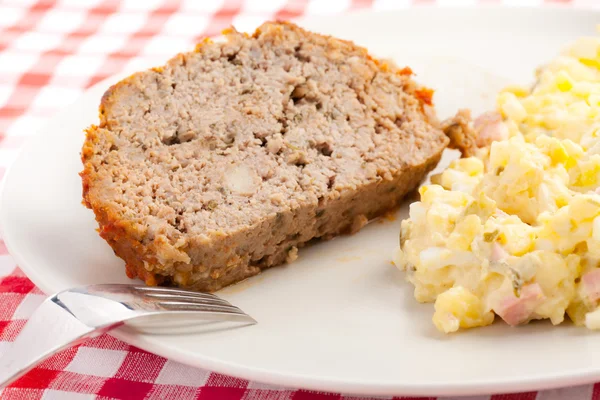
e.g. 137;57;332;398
1;0;600;399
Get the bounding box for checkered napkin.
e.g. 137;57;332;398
2;0;600;399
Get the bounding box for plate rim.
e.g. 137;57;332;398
2;6;600;396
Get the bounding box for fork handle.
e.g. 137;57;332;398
0;300;115;388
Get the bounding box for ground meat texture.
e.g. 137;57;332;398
80;21;449;292
441;108;478;157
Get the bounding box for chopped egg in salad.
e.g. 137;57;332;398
393;33;600;333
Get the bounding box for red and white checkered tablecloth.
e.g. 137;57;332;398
1;0;600;399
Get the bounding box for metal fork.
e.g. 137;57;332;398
0;284;255;387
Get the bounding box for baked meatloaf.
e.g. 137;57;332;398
81;21;449;292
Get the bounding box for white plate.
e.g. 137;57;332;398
2;7;600;397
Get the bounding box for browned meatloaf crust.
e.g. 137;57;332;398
81;21;449;292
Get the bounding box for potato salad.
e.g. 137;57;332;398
393;34;600;333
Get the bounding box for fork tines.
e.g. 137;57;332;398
132;285;255;322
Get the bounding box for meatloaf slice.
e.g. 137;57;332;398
81;21;449;292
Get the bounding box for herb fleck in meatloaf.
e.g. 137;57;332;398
81;21;449;292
